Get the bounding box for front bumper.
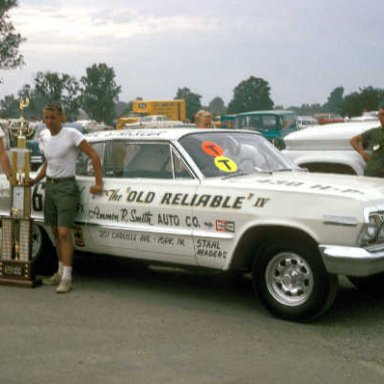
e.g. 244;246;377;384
319;244;384;277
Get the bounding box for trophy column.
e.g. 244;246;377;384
0;98;41;287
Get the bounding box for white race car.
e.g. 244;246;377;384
2;128;384;322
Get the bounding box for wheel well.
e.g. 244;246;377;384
229;226;318;272
301;162;356;175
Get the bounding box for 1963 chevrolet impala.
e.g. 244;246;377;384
1;128;384;321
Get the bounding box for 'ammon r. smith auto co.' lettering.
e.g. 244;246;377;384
120;208;153;224
88;207;153;224
89;207;119;222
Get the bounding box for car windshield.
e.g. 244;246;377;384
179;131;296;177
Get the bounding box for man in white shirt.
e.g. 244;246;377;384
31;104;103;293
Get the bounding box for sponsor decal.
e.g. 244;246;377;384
196;239;227;259
216;220;235;233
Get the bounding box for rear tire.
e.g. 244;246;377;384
252;236;338;322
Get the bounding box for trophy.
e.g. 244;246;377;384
0;97;41;287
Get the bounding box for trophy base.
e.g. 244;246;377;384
0;260;42;288
0;277;42;288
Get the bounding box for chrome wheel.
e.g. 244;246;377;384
265;251;314;307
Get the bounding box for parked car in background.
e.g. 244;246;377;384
283;121;380;175
350;111;379;122
7;118;35;147
220;114;236;129
314;113;345;125
124;115;185;128
2;128;384;321
73;120;112;133
297;115;318;130
234;110;298;149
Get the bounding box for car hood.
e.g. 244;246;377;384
283;121;379;150
217;171;384;203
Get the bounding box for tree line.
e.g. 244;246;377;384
1;1;383;123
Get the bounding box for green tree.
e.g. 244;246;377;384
32;71;81;121
175;87;202;121
81;63;121;124
341;86;384;117
227;76;274;113
208;96;226;117
0;0;25;77
0;93;19;117
323;86;344;114
288;103;323;116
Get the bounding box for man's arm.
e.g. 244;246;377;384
78;140;103;194
350;134;371;162
29;161;47;185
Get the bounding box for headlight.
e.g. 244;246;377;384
359;213;383;246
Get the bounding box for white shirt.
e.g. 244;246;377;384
0;127;4;138
40;127;84;178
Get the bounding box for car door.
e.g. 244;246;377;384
84;139;199;265
73;141;105;252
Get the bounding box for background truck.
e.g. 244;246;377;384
132;99;186;122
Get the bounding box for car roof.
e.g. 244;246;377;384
84;127;259;143
236;110;295;116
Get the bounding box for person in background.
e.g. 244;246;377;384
30;104;103;293
195;110;213;128
0;125;12;180
350;103;384;177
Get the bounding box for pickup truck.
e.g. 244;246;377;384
282;121;380;175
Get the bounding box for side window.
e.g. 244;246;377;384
76;142;104;176
263;116;277;129
172;150;193;179
124;142;172;179
104;141;128;178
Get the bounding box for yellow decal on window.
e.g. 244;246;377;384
214;156;238;173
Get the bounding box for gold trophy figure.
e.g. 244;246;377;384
0;97;41;287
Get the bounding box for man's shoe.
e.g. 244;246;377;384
56;279;72;294
42;273;61;286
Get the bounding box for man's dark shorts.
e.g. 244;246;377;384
44;178;80;228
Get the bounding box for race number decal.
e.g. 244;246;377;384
32;184;44;211
201;141;224;157
214;156;238;173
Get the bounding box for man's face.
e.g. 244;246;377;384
197;117;212;128
379;108;384;128
44;109;62;131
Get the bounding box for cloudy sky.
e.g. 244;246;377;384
0;0;383;107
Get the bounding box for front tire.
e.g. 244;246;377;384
252;236;338;322
31;224;56;274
